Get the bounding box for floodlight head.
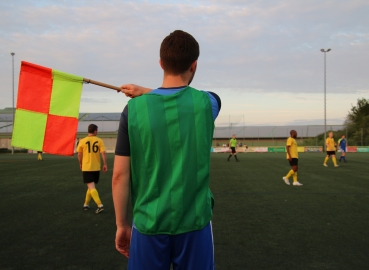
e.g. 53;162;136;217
11;52;15;56
320;49;325;52
327;48;331;52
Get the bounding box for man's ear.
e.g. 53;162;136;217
190;60;197;72
159;59;164;70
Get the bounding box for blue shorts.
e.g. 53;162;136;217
341;148;346;153
128;222;215;270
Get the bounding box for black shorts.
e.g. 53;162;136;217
231;147;236;153
83;171;100;184
288;158;298;166
326;151;336;156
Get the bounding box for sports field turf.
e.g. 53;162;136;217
1;152;369;269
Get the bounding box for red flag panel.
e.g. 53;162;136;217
43;115;78;156
16;61;53;114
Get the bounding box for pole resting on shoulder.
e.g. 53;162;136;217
83;78;121;91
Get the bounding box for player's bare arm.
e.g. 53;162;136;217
101;151;108;172
286;145;292;161
112;155;132;258
120;84;152;98
77;152;83;170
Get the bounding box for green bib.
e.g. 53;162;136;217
128;86;214;235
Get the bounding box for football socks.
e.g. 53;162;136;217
84;189;92;206
293;171;298;183
323;156;329;165
90;188;102;207
286;169;294;179
332;156;337;166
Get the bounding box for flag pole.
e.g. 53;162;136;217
83;78;121;91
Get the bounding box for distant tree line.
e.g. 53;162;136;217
344;98;369;146
303;98;369;146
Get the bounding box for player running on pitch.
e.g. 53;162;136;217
227;134;239;162
283;130;303;186
338;134;347;163
77;124;107;213
323;132;339;167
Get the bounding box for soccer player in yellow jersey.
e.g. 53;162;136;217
227;134;239;161
283;130;303;186
323;132;339;167
77;124;108;213
37;151;43;161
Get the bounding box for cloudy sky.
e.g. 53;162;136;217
0;0;368;126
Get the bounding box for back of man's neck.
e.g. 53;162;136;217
161;75;188;88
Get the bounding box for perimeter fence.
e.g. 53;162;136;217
213;115;369;147
1;113;369;150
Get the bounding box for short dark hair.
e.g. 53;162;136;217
160;30;199;75
88;124;98;133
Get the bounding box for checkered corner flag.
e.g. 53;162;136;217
11;61;120;156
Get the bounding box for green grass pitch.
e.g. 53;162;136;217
1;152;369;269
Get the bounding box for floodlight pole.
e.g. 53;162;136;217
11;52;15;154
320;48;331;152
